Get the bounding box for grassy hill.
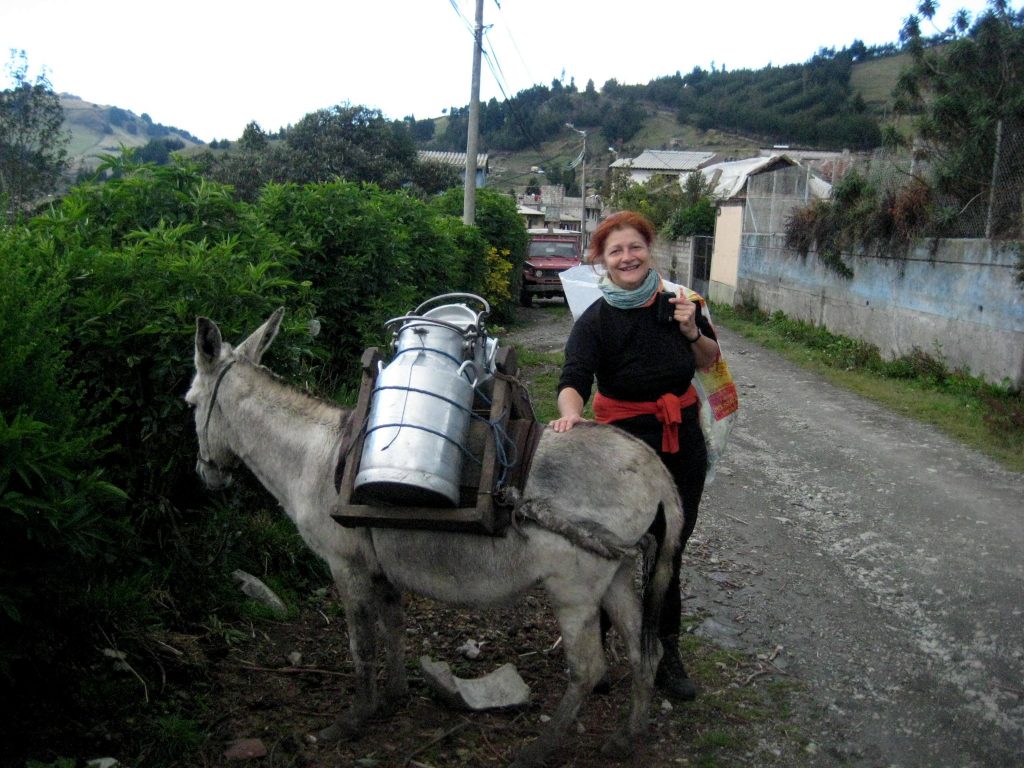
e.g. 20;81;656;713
61;94;204;172
849;51;909;118
486;53;907;193
57;50;906;193
485;106;764;192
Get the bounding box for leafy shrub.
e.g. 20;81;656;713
254;181;490;391
1;159;323;764
430;187;528;322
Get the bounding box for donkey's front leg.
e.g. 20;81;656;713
373;574;408;714
317;571;381;742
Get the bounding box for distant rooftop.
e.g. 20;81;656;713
700;154;832;200
610;149;718;172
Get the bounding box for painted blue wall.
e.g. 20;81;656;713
738;235;1024;386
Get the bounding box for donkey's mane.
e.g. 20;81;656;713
233;356;348;432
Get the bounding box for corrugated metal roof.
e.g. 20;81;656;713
417;150;489;170
610;149;717;172
699;154;832;200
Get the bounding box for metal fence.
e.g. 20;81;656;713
742;121;1024;241
743;165;818;235
845;119;1024;240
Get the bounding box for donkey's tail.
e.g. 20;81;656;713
640;485;684;672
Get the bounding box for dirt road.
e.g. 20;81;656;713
510;304;1024;767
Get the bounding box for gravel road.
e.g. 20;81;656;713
508;303;1024;767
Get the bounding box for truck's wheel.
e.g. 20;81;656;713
519;291;533;307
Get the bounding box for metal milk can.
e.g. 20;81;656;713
354;294;496;507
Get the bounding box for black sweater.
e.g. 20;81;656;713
558;296;716;404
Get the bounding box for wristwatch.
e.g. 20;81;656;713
684;327;701;344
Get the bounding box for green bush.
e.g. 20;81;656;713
1;155;527;765
1;159;324;764
430;187;528;322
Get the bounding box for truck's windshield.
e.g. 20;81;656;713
528;241;579;258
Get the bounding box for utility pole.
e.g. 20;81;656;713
463;0;484;225
566;123;587;250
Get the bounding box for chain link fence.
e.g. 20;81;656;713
845;118;1024;240
744;165;818;235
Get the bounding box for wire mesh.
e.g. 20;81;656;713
841;120;1024;240
744;165;817;235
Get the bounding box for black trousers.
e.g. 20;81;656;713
613;406;707;640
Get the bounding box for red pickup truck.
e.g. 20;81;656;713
520;229;583;307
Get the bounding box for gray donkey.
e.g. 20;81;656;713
186;309;685;767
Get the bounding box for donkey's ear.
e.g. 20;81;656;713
236;307;285;364
195;317;222;372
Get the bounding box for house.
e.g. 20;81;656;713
758;147;854;185
698;154;831;305
610;149;721;186
516;185;603;244
517;204;545;230
417;150;489;188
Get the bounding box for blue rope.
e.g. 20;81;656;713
364;421;482;465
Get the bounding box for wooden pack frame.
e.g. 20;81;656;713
333;345;535;535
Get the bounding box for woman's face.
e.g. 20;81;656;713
600;226;652;290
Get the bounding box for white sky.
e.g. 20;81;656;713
0;0;995;143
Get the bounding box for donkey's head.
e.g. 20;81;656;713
185;308;285;490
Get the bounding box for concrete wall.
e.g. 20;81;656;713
709;203;743;305
737;235;1024;386
653;238;693;286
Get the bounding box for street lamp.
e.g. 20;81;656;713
566;123;587;250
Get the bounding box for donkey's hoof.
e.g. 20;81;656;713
599;731;632;761
509;740;551;768
315;714;364;744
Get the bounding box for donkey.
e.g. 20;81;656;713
185;309;685;767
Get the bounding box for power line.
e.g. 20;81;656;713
446;0;588;189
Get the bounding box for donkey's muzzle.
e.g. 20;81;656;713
196;457;233;490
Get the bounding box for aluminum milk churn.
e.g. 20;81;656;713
354;294;494;507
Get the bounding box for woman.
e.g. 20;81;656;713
551;210;720;701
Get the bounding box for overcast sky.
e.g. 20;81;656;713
1;0;994;143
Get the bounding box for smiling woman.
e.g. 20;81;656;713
551;208;726;702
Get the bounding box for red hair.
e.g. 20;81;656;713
588;210;656;263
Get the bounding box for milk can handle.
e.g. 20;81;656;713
413;293;491;320
382;315;473;336
456;360;481;388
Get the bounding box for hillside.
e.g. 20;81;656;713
849;51;910;117
484;52;907;193
56;49;907;193
60;94;204;172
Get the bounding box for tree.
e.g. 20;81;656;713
239;120;268;152
893;1;1024;236
284;104;418;188
0;51;69;221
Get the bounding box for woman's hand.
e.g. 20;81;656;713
549;413;589;432
551;387;588;432
671;292;721;369
670;292;699;339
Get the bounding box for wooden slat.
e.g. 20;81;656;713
332;343;529;536
337;347;381;507
333;503;494;533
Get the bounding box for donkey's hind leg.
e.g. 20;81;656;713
599;561;658;756
372;574;408;713
511;604;604;768
317;568;381;742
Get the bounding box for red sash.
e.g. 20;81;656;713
593;386;698;453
